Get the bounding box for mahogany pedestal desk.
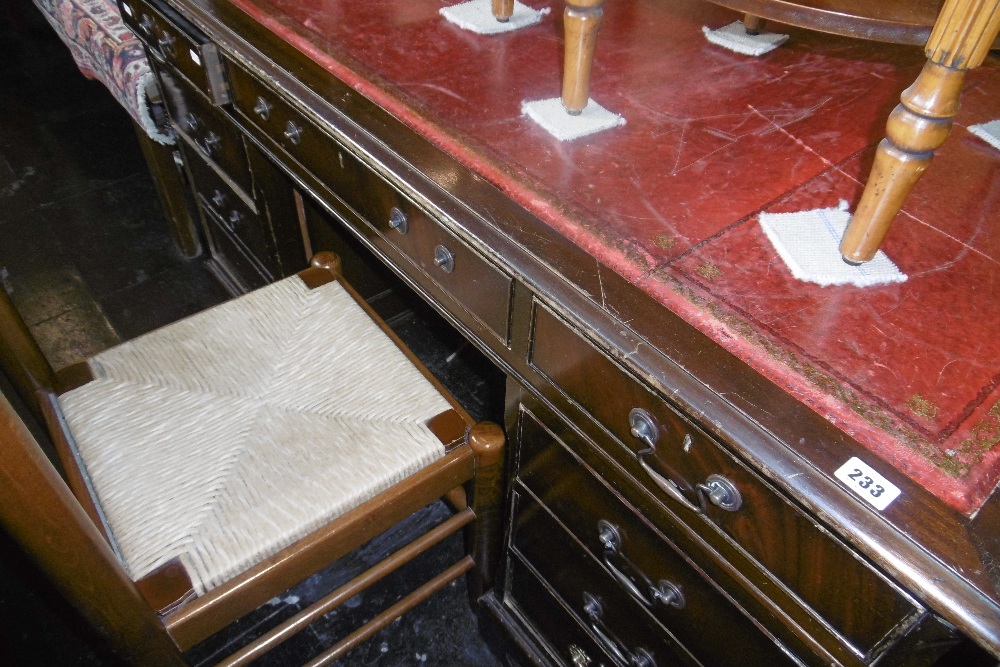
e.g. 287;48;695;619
119;0;1000;664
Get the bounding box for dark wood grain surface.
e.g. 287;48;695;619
130;0;1000;659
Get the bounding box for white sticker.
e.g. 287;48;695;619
834;457;901;511
190;49;201;65
122;3;133;16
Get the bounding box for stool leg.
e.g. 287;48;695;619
493;0;514;22
466;422;506;601
742;13;765;35
562;0;604;115
840;0;1000;263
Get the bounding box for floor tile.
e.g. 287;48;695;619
30;303;121;368
4;262;93;327
43;174;191;299
98;260;232;339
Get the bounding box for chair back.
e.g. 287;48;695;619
0;286;55;422
0;389;185;666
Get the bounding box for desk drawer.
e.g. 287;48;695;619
373;199;512;344
527;301;920;661
511;491;685;667
156;66;251;195
118;0;229;105
202;208;270;293
515;408;797;667
506;555;617;667
185;154;278;278
227;63;513;343
228;63;374;219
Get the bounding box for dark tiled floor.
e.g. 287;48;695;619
0;2;510;665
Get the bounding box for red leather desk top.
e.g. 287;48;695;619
222;0;1000;514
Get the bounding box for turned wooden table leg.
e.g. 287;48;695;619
840;0;1000;263
492;0;514;22
562;0;604;115
742;13;765;35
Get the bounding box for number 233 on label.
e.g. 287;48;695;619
834;457;901;511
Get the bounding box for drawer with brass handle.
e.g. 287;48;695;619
510;489;689;667
156;66;251;195
117;0;229;105
514;404;798;666
525;302;923;663
202;209;270;293
185;153;278;281
227;61;513;344
372;203;512;344
505;555;619;667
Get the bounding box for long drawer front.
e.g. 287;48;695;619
224;59;513;345
523;300;928;665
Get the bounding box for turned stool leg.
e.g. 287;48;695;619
562;0;604;115
466;422;506;601
492;0;514;22
840;0;1000;263
742;13;766;35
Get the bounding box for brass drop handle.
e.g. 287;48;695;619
253;97;272;121
283;120;302;145
434;245;455;273
139;14;155;34
210;190;227;209
582;594;630;666
157;32;176;57
597;521;685;610
568;645;592;667
582;594;657;667
629;408;702;513
637;453;704;514
227;209;243;230
697;475;743;512
184;113;199;133
199;132;221;156
388;207;409;234
630;408;742;514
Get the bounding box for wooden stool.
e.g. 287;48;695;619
841;0;1000;262
494;0;514;22
557;0;1000;261
0;252;505;666
563;0;604;114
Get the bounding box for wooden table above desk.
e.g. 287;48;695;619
124;0;1000;662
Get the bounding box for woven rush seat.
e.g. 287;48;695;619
0;252;506;665
59;273;451;594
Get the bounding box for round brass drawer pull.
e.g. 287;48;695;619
157;32;176;57
388;207;409;234
434;245;455;273
700;474;742;512
253;97;272;121
283;120;303;145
